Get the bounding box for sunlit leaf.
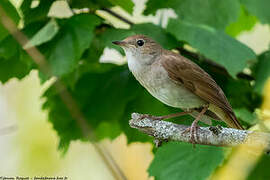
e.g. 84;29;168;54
24;19;59;48
41;14;102;77
144;0;240;30
241;0;270;24
226;6;257;37
167;19;256;77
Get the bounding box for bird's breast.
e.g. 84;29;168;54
127;58;205;109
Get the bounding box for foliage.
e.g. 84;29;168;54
1;0;270;179
148;142;225;180
167;19;256;77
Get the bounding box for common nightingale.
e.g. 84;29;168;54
113;35;243;142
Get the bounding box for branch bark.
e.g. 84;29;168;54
129;113;270;151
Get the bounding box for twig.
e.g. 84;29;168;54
101;8;133;25
129;113;270;151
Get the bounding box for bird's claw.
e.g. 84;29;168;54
138;114;163;121
182;122;200;146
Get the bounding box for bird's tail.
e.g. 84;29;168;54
209;104;244;130
226;111;244;130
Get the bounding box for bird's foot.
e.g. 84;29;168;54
182;121;200;146
138;114;163;121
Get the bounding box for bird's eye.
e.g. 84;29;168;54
136;39;144;46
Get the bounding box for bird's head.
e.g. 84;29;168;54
113;34;162;64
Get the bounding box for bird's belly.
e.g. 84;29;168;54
146;78;205;109
132;66;206;109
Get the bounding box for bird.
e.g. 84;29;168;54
112;34;243;143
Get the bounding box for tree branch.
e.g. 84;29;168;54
129;113;270;151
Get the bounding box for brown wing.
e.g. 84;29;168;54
161;50;243;129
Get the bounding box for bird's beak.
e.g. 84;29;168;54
112;41;127;46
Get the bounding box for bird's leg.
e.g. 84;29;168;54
183;105;209;145
139;110;193;121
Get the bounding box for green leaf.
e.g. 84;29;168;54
0;36;33;83
69;0;112;10
0;0;20;42
42;14;101;77
148;142;225;180
43;65;137;148
226;6;257;37
225;78;261;111
69;0;134;14
95;122;122;140
24;19;59;48
247;154;270;180
234;108;258;125
0;36;19;59
241;0;270;24
144;0;241;30
253;51;270;94
0;57;31;83
167;20;256;77
108;0;134;14
20;0;55;25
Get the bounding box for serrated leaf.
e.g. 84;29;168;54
167;20;256;77
43;65;137;148
24;19;59;48
144;0;240;30
0;37;32;83
148;142;225;180
253;51;270;94
241;0;270;25
0;56;32;83
20;0;55;25
42;14;101;77
95;122;122;140
0;0;20;42
43;62;179;146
